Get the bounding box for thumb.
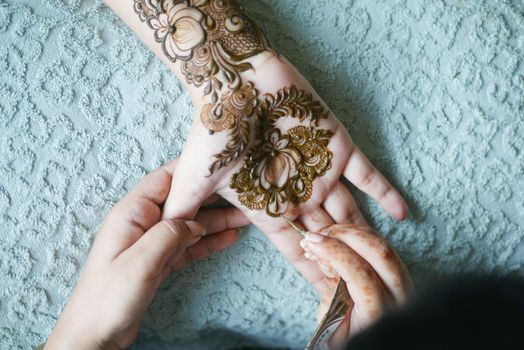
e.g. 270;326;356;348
162;149;220;220
127;219;206;273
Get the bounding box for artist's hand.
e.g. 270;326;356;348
164;54;408;294
300;224;412;348
45;160;249;350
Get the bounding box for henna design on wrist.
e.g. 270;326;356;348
134;0;271;173
230;86;333;217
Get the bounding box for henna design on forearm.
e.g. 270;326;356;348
230;86;333;217
133;0;270;173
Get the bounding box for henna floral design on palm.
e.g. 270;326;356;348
231;86;333;217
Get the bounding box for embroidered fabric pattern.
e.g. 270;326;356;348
2;1;523;349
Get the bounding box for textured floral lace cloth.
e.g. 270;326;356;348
1;0;523;349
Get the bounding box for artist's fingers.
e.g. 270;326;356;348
202;193;222;206
170;229;240;272
343;145;408;221
96;159;179;257
320;225;412;303
218;191;332;295
194;206;250;235
121;219;205;278
303;233;391;328
323;182;367;226
300;207;334;233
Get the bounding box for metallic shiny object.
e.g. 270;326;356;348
283;215;307;236
283;216;352;350
306;279;351;350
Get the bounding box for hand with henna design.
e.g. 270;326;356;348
105;0;409;295
300;224;412;348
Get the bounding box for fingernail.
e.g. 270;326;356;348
304;251;317;261
305;232;324;243
299;238;309;251
318;261;337;279
185;220;206;236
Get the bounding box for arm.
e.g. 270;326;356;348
104;0;278;178
104;0;409;294
104;0;274;108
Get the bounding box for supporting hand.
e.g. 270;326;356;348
45;160;249;350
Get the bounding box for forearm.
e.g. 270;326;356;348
104;0;274;106
104;0;276;174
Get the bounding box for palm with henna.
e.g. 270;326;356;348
105;0;408;295
164;54;408;292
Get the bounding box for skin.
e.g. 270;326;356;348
44;160;250;350
300;224;412;349
165;55;410;297
45;161;411;349
104;0;409;297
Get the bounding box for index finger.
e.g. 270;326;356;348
304;235;389;326
343;146;408;220
320;224;412;303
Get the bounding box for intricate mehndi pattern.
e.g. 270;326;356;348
135;2;334;217
230;86;333;217
134;0;269;173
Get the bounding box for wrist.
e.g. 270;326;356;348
45;299;106;350
45;327;103;350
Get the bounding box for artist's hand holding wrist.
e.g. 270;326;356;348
300;224;412;348
45;160;249;350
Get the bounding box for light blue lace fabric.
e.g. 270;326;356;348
0;0;523;349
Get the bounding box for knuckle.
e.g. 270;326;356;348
112;196;159;230
159;220;188;239
375;237;395;261
324;236;345;255
360;171;374;188
356;260;375;281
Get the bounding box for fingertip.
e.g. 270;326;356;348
390;196;409;221
162;158;179;175
302;233;332;256
305;232;325;243
184;220;207;236
213;229;241;252
381;189;409;221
